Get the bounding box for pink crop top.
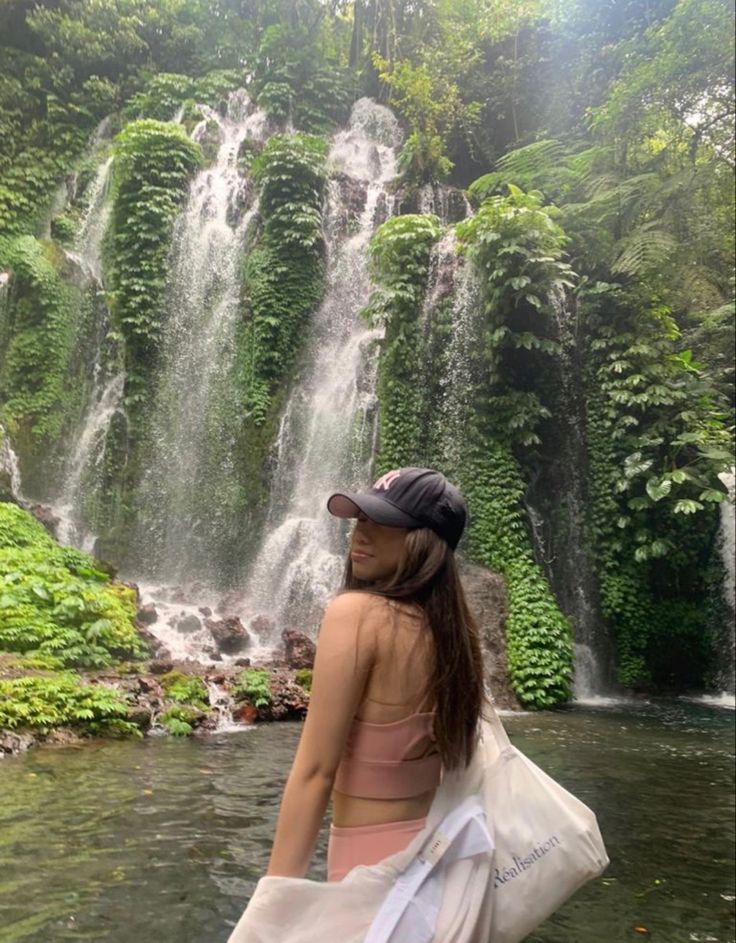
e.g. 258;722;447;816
333;711;442;800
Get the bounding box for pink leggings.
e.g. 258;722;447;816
327;815;428;882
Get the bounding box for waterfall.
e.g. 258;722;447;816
716;469;735;697
51;153;125;553
0;422;24;501
418;228;481;474
132;92;267;586
243;98;402;642
544;287;615;700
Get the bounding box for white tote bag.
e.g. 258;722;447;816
224;697;609;943
482;699;610;942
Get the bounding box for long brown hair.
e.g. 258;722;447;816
341;527;490;771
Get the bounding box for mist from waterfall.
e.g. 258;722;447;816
243;98;402;641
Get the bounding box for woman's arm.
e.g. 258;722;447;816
265;592;378;878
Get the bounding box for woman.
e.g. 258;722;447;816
265;466;490;883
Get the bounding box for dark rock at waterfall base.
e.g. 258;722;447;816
126;705;153;730
170;586;189;604
177;613;202;634
233;703;258;725
259;670;311;721
282;629;316;669
207;616;250;653
204;647;223;661
149;658;175;674
135;625;168;661
234;657;251;667
27;503;60;537
137;603;158;625
458;559;520;711
199;606;212;617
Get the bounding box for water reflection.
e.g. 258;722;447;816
0;700;733;943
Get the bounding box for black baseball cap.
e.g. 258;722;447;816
327;467;467;549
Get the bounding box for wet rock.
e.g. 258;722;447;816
127;705;153;729
149;658;174;675
43;727;86;748
233;703;258;725
260;670;310;720
198;606;212;618
170;586;189;604
282;629;316;669
458;559;520;711
138;676;164;698
234;657;251;668
207;616;250;654
177;614;202;634
0;730;35;756
204;647;223;662
28;503;60;538
137;603;158;625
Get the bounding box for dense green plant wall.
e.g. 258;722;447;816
461;441;574;707
240;134;328;426
363;213;442;471
108;120;203;416
452;186;576;707
0;235;83;484
364;201;573;708
582;282;731;688
0;502;146;668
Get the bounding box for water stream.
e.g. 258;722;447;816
242;98;402;641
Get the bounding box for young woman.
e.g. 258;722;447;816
265;467;490;883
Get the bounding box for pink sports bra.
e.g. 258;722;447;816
333;710;442;800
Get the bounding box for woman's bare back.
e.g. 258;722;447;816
330;597;439;827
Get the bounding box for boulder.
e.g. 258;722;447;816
233;703;258;725
207;616;250;654
458;559;520;711
282;629;316;669
28;503;60;538
136;603;158;625
149;658;174;675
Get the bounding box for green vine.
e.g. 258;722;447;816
108;119;202;416
363;213;442;472
241;134;327;425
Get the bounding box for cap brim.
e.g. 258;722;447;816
327;492;422;529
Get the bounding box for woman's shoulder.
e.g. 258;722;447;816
325;592;424;626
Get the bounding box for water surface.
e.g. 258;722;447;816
0;699;733;943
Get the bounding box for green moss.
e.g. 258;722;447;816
294;668;313;692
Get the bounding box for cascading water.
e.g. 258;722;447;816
243;98;402;644
51;152;126;553
0;422;24;502
418;228;482;474
132;91;267;587
716;469;735;699
544;287;616;699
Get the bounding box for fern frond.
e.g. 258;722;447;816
611;224;679;276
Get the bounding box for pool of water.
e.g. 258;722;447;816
0;698;733;943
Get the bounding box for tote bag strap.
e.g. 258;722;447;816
481;687;512;752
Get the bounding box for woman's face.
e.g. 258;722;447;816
349;512;409;582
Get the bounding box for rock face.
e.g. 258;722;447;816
458;560;520;711
207;616;250;654
282;629;316;669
